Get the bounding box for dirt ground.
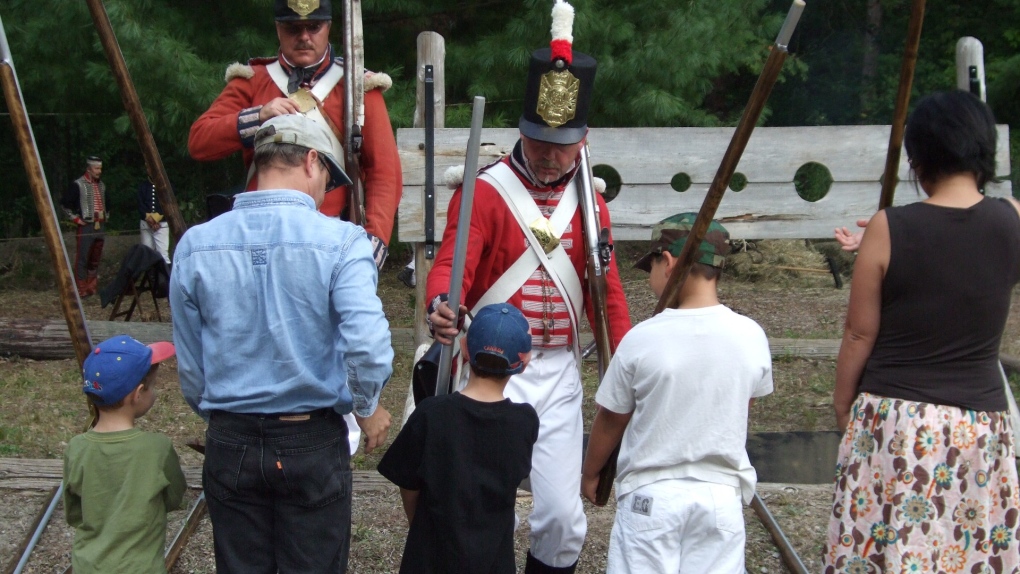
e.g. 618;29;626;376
1;233;1018;572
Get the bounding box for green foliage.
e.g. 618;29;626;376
4;0;1020;238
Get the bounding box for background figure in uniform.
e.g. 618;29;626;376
582;215;773;574
62;155;107;297
171;114;393;573
827;91;1020;572
137;178;170;265
188;0;401;270
427;3;631;571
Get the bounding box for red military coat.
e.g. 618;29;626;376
426;154;631;350
188;54;402;244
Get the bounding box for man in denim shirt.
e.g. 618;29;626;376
171;113;393;573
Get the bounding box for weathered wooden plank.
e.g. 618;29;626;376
396;126;1012;242
0;459;392;492
399;179;1013;242
1;318;843;361
397;126;1012;184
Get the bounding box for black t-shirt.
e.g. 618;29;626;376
378;392;539;574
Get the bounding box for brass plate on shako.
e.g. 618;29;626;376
288;0;320;17
536;69;579;128
530;217;560;254
288;88;317;113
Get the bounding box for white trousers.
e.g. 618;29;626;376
503;346;586;568
139;220;170;264
607;479;745;574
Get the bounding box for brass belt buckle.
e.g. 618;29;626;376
530;217;560;254
278;414;311;421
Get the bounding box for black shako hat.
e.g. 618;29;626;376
518;0;596;146
275;0;332;21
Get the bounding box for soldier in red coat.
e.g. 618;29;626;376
427;2;631;571
188;0;401;267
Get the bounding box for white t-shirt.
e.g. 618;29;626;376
595;305;773;503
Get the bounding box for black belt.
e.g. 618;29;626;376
218;408;332;421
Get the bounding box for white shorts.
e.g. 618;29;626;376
607;479;745;574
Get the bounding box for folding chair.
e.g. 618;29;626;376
101;245;170;322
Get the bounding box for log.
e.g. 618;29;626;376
0;318;844;361
0;458;392;492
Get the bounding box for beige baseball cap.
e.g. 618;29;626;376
254;114;352;189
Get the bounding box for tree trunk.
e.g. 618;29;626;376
860;0;882;120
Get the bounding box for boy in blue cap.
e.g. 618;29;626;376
379;303;540;574
63;335;186;574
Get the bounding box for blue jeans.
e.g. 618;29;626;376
204;410;352;573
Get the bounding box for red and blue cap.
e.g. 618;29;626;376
82;335;175;406
467;303;532;377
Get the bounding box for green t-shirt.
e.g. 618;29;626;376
63;429;186;574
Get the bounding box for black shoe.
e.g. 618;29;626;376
397;266;415;288
524;551;577;574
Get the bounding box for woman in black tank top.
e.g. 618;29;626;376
826;91;1020;572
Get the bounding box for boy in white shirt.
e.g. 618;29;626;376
581;213;773;573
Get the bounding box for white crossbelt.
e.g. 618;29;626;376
473;162;584;364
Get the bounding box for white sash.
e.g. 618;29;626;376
474;162;584;363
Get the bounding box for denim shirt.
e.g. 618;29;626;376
170;190;393;420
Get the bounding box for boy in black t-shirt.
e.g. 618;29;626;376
379;303;540;574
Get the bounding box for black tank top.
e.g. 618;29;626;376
858;197;1020;411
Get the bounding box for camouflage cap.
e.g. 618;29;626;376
634;212;731;272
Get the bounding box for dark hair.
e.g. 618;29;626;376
253;142;312;173
904;91;997;189
468;362;511;381
651;254;722;281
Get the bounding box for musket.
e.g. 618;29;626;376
435;96;487;395
0;14;93;368
424;65;436;259
578;144;619;506
592;0;807;514
877;0;925;211
343;0;366;226
577;144;612;379
654;0;805;313
83;0;186;243
1;21;92;572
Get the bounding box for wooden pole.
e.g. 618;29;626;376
83;0;186;242
163;492;207;571
413;32;446;351
877;0;926;211
750;494;810;574
0;15;92;366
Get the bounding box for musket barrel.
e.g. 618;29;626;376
435;96;486;394
776;0;805;49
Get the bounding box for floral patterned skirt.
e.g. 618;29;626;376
825;392;1020;574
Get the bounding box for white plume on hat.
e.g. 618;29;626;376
551;0;574;45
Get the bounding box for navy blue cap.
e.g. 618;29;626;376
467;303;532;377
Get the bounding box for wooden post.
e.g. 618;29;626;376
877;0;926;211
412;32;445;350
0;15;93;367
83;0;187;242
956;37;985;101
